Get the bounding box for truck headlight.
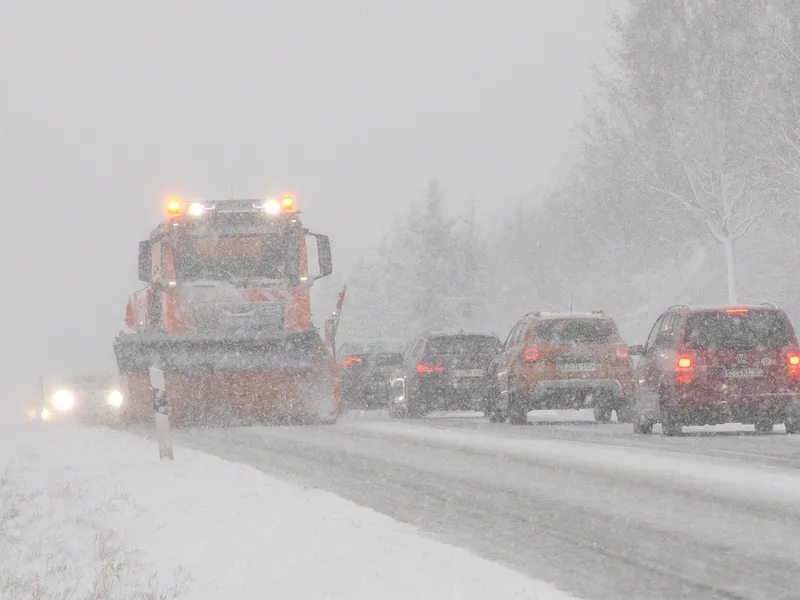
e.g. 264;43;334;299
51;389;75;412
107;390;124;408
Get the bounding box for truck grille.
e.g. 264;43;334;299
192;301;286;336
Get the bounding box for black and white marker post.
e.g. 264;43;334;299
149;366;174;460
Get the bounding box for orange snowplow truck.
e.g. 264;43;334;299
113;195;342;426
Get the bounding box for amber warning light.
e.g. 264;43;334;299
166;197;182;215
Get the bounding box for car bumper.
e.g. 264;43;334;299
342;382;394;408
413;380;490;410
520;379;629;410
659;392;800;426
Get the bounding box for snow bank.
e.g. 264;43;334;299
0;422;579;600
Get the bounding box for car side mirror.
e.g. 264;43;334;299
138;240;152;283
629;344;645;356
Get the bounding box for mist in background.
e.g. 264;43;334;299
0;1;616;406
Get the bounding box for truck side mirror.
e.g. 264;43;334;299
138;240;152;283
316;235;333;279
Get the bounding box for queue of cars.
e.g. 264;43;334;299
338;303;800;435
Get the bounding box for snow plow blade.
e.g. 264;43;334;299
113;330;341;427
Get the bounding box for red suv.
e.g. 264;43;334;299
630;304;800;435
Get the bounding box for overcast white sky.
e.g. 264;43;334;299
0;1;617;402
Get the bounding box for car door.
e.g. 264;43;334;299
635;314;667;409
403;338;427;397
497;322;526;399
392;338;418;399
489;325;517;388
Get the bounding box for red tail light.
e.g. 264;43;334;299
416;363;444;374
616;345;629;359
787;352;800;378
342;356;361;367
675;355;694;384
523;347;538;362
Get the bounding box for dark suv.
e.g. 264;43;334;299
337;340;404;410
630;304;800;435
485;311;635;424
390;332;502;417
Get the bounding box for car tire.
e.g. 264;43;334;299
786;419;800;434
754;419;774;434
616;399;634;424
661;411;682;436
659;388;682;436
488;411;506;423
593;405;612;424
633;421;653;434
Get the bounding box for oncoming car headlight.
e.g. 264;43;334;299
107;390;124;408
51;389;75;412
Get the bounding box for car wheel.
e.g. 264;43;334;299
633;421;653;434
616;399;635;424
786;419;800;434
593;405;612;424
659;388;682;436
661;410;682;436
488;411;506;423
754;419;774;434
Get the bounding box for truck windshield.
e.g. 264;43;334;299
172;234;298;282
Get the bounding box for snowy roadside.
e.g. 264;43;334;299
0;422;579;600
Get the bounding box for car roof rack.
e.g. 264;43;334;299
668;304;691;311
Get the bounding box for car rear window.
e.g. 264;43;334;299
534;319;618;344
683;311;795;350
426;336;501;357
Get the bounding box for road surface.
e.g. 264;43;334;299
168;410;800;600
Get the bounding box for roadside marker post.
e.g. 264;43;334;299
149;366;174;460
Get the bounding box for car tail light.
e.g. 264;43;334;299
523;347;538;362
616;345;629;359
416;363;444;374
675;355;694;384
787;352;800;378
342;356;361;367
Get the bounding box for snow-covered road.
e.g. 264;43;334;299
171;412;800;600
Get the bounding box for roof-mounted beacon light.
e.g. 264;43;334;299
166;196;182;215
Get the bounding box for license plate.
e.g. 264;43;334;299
559;363;597;373
453;369;485;377
722;367;765;379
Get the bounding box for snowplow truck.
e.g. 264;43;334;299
113;195;342;426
